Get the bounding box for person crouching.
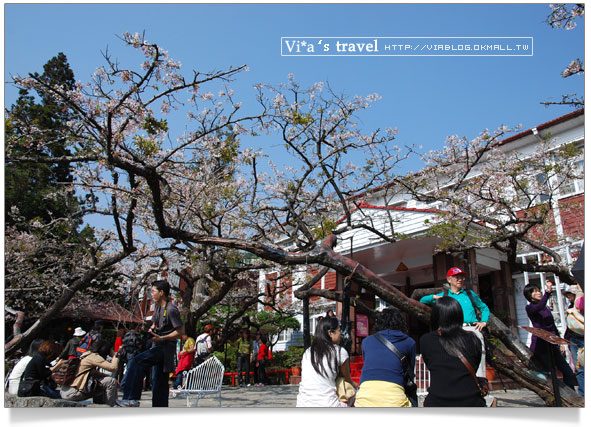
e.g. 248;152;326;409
59;337;120;406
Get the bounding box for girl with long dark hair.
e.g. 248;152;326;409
420;296;486;406
296;316;357;407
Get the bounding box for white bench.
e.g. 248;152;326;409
170;355;225;407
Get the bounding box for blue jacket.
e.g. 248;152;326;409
360;330;416;386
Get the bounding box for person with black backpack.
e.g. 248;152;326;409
75;321;105;357
57;327;86;361
118;323;143;388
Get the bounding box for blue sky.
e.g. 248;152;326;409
4;2;585;174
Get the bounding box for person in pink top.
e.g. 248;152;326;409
563;284;584;397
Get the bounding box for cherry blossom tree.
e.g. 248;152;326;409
542;4;584;108
398;128;583;284
5;32;583;405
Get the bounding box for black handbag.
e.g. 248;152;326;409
82;374;99;395
17;378;40;397
374;332;418;407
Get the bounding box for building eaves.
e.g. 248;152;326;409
336;202;441;225
495;108;584;147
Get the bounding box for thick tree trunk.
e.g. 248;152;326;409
486;343;584;407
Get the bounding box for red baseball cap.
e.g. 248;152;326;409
447;267;467;277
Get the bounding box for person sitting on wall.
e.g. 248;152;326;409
420;297;486;407
297;316;357;407
7;339;44;395
59;337;121;406
354;308;415;407
419;267;490;379
18;340;62;399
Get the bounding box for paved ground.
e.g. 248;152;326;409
126;385;547;408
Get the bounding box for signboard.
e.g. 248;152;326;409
356;314;369;337
520;326;571;345
396;262;408;271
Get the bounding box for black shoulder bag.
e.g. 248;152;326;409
374;332;418;407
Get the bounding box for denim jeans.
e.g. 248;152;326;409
257;359;267;384
40;385;61;399
121;346;170;407
237;353;250;385
568;334;584;397
173;370;187;389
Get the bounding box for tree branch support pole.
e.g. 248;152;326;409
548;342;563;407
303;296;311;350
340;264;357;354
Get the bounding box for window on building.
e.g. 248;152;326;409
277;328;291;342
535;173;551;202
375;297;390;312
557;158;584;196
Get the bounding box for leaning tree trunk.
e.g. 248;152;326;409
5;250;132;358
486;344;583;407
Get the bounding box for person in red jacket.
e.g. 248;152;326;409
255;335;269;387
172;335;195;389
114;328;125;353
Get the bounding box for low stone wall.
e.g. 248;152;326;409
4;394;89;408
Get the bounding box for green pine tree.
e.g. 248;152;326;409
5;52;81;229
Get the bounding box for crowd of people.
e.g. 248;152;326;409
6;281;183;407
6;279;275;407
6;268;584;408
296;266;584;407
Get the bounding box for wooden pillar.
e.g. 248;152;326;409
501;261;518;332
433;253;449;284
467;249;480;294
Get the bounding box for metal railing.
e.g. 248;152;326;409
415;355;430;396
